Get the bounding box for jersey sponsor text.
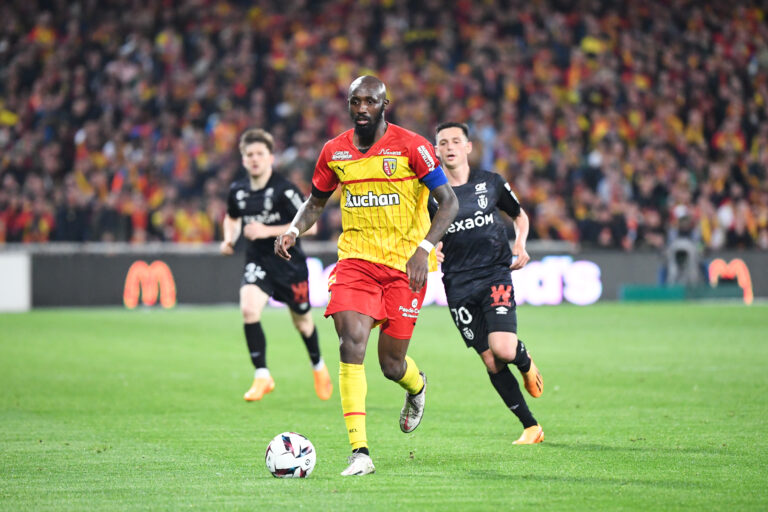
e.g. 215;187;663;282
344;190;401;208
244;212;282;224
417;145;436;171
332;150;353;160
447;212;494;233
398;304;420;319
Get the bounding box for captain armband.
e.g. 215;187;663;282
421;166;448;190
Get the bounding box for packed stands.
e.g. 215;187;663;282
1;0;766;250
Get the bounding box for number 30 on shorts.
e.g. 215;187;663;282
450;307;473;326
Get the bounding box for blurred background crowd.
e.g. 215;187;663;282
1;0;767;251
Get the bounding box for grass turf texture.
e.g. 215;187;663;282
1;303;766;511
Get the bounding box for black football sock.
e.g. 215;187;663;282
488;366;537;428
301;327;321;366
511;338;532;373
244;322;267;369
353;447;369;456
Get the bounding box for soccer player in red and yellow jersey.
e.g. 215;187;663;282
276;76;458;476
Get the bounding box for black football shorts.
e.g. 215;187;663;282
240;259;311;314
445;269;518;353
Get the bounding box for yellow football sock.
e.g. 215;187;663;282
396;355;424;395
339;362;368;450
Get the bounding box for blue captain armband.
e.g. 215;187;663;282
421;165;448;190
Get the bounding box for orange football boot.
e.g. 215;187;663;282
243;376;275;401
521;354;543;398
313;365;333;400
513;424;544;444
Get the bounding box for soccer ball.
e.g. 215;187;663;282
265;432;316;478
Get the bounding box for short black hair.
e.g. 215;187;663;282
435;121;469;140
239;128;274;154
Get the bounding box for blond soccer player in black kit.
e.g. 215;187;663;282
432;122;544;444
220;128;332;402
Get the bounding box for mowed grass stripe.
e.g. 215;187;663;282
1;303;766;511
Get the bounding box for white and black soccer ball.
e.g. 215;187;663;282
265;432;316;478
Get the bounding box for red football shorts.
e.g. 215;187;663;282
325;258;427;340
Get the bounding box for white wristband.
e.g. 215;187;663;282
418;239;434;253
287;226;300;238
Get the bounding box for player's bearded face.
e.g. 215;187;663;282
351;105;384;139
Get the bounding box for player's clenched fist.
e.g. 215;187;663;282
406;249;429;292
274;232;296;260
510;242;530;271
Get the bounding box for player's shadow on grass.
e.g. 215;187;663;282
542;441;642;452
543;441;728;456
464;471;702;489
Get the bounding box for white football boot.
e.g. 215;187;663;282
340;452;375;476
399;372;427;433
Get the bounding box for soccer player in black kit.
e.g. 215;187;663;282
431;122;544;444
220;128;332;402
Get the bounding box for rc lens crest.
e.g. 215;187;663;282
382;157;397;176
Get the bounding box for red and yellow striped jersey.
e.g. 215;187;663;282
312;124;439;273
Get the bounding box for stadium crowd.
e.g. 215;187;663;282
1;0;767;251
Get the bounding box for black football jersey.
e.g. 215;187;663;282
226;173;307;266
430;170;522;294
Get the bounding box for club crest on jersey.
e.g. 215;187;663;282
478;194;488;209
383;157;397;176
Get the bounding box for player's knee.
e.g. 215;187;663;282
241;304;261;323
339;336;366;363
296;322;314;338
379;357;405;381
480;350;498;372
488;335;518;363
491;344;516;362
292;315;313;336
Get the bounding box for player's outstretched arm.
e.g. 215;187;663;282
275;194;329;260
510;208;530;270
406;183;457;291
243;222;317;241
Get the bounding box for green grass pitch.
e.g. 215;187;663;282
1;303;767;511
